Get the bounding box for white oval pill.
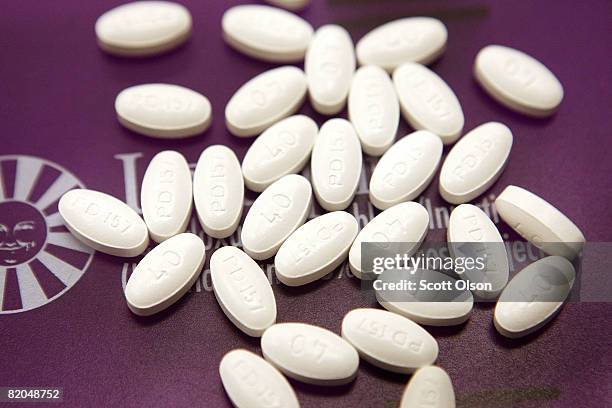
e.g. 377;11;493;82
393;63;464;144
448;204;509;298
356;17;447;72
369;131;442;210
125;233;205;315
439;122;513;204
242;115;317;192
495;186;585;259
348;65;399;156
225;66;307;137
475;45;564;117
265;0;309;11
241;175;312;260
193;145;244;239
222;5;313;63
275;212;358;286
349;202;429;279
219;349;299;408
400;366;455;408
211;247;276;336
494;256;575;338
376;268;474;326
141;151;192;243
305;25;355;115
115;84;212;138
261;323;359;385
95;1;192;57
311;119;362;211
59;189;149;257
341;308;438;373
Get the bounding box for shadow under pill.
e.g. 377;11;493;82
290;377;356;396
425;321;469;337
474;301;496;310
489;323;546;349
275;273;336;296
117;124;211;150
358;360;408;385
130;289;194;326
99;39;195;71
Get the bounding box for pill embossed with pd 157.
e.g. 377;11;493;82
59;189;149;257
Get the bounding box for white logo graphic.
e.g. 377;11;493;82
0;155;94;314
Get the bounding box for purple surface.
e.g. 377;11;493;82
1;0;611;407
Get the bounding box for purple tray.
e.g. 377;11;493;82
1;0;611;407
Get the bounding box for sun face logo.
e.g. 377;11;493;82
0;155;94;314
0;201;47;266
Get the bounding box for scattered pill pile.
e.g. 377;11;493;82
57;1;587;406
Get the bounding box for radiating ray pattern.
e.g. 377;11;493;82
0;155;94;314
